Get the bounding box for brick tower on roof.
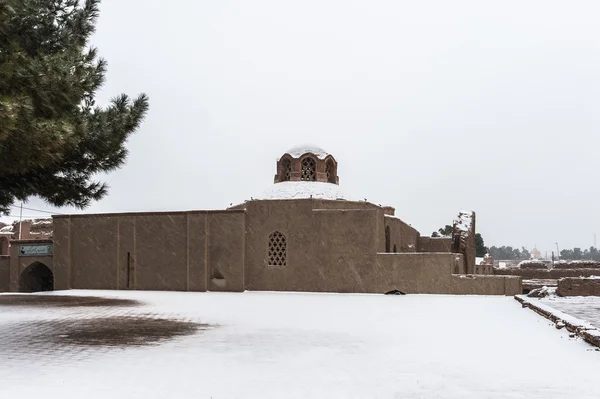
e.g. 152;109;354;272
274;146;339;184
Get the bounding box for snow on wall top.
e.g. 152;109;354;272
256;181;349;201
278;145;330;160
453;210;474;233
32;218;52;226
0;225;13;233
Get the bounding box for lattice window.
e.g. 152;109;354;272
268;231;287;266
282;158;292;181
301;157;316;181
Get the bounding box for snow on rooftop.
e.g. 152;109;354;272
256;181;350;201
0;225;13;233
279;145;330;160
32;218;52;226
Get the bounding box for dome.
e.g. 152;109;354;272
257;181;350;201
278;145;330;161
229;146;346;207
274;145;338;185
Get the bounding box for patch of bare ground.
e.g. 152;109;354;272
0;295;141;307
29;316;209;347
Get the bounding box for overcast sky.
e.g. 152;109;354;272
4;0;600;255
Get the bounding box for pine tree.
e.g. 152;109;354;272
0;0;149;214
475;233;486;257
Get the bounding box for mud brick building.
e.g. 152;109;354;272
0;146;521;295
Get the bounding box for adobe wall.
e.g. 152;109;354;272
449;275;522;295
417;236;452;252
314;199;381;210
0;256;9;292
474;264;493;275
370;253;520;295
557;278;600;297
383;215;419;253
53;210;245;292
368;253;463;293
494;268;600;279
7;240;54;292
243;199;379;292
0;236;9;256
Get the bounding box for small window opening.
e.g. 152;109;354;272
268;231;287;266
301;157;316;181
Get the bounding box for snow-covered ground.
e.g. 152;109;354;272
541;295;600;329
1;290;600;399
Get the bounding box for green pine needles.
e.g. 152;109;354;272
0;0;149;214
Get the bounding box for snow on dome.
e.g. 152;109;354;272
256;181;349;201
279;145;330;160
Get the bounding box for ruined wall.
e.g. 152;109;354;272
367;253;519;295
368;253;463;294
450;275;521;295
557;278;600;297
453;211;476;274
384;215;419;253
474;264;493;275
494;268;600;279
0;256;9;292
417;237;452;253
53;210;245;292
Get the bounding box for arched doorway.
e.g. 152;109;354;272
19;262;54;292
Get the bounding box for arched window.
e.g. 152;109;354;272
385;226;391;253
325;159;336;183
281;158;292;181
268;231;287;266
301;157;316;181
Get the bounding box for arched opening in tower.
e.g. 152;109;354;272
325;159;336;183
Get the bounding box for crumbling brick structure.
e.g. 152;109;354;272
557;277;600;296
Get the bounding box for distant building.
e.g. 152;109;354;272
531;246;542;260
